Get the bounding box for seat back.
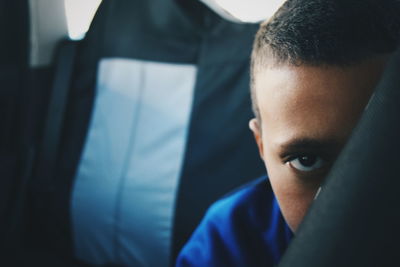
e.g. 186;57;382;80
30;0;265;265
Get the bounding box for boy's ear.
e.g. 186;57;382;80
249;118;265;160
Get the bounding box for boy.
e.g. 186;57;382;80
176;0;400;266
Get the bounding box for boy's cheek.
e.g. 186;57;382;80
275;185;317;232
265;159;320;232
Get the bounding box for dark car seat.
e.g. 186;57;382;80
29;0;265;266
0;0;30;251
0;0;73;264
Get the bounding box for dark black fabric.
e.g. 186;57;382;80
28;34;101;266
101;0;204;62
0;1;82;265
28;41;80;259
34;41;78;189
279;51;400;267
0;1;63;264
0;0;29;150
29;1;111;258
29;0;265;263
0;0;30;252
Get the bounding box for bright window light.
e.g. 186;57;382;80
64;0;102;40
215;0;286;23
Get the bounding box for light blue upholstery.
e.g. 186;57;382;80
71;58;197;266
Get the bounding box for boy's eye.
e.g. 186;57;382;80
288;155;325;172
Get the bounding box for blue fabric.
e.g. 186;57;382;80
176;177;293;267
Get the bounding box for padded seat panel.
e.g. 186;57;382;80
71;58;197;266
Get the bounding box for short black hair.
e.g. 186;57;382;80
251;0;400;120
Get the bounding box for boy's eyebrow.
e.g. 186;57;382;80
278;137;343;156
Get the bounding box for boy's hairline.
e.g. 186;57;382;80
250;51;392;124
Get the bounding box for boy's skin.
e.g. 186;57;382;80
249;57;388;231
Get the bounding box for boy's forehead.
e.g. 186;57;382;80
254;61;385;148
254;60;386;115
256;65;365;111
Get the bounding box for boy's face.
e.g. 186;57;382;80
250;59;386;232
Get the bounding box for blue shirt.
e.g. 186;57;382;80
176;177;293;267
